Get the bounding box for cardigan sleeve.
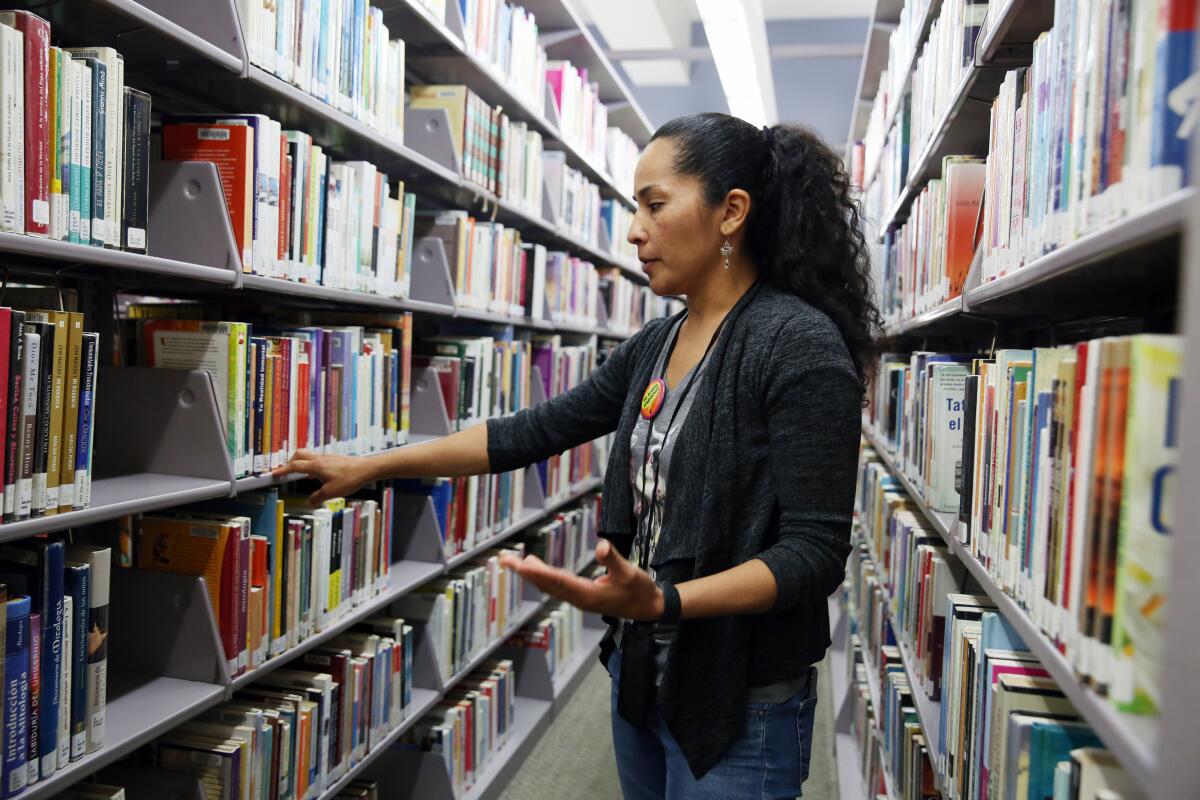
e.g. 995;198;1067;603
754;315;861;612
486;319;663;473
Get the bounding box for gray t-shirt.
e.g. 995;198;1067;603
614;317;808;703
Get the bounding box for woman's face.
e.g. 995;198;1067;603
627;138;724;297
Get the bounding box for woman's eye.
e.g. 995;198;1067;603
649;203;664;213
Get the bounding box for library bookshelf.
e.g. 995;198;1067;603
835;2;1200;800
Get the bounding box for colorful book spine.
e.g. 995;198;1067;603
2;595;29;799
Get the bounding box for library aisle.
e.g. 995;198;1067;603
0;0;1192;798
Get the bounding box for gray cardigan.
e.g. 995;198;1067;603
487;282;861;778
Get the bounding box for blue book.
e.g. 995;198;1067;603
1151;23;1195;186
0;539;64;779
63;562;88;761
395;478;453;546
1027;719;1102;800
2;596;30;799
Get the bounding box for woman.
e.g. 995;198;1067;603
275;112;880;798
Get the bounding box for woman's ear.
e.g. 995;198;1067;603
719;188;752;238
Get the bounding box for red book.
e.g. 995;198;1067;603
279;337;292;461
220;518;243;677
269;341;284;464
0;12;50;236
162;122;255;271
237;519;250;675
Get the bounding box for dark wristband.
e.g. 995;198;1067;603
657;580;681;625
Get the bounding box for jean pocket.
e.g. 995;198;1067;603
795;693;818;788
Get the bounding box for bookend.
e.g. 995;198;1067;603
92;367;234;484
393;493;449;566
596;292;611;331
148;161;243;274
408;617;448;693
404;107;462;176
109;569;230;688
443;0;467;41
598;216;612;255
541;167;562;227
410;237;458;309
140;0;248;71
497;640;554;702
409;366;454;438
543;83;562;131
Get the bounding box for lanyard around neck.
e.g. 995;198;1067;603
634;312;729;571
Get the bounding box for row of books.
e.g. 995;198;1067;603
519;497;600;578
147;610;416;799
131;482;400;680
400;659;516;798
0;12;151;252
162;117;417;297
0;541;110;795
843;494;1145;800
240;0;407;146
598;273;685;338
510;601;584;683
978;0;1196;283
877;157;984;323
545;61;608;171
844;633;939;799
606;129;638;200
396;470;528;561
544;150;603;249
906;1;988;171
127;312;414;479
883;0;936;122
0;308;99;521
459;0;549;116
600;200;637;263
394;552;525;685
867;334;1182;716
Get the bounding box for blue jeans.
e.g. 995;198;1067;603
607;648;818;799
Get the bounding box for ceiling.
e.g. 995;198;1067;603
577;0;873;150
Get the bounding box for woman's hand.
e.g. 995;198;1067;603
272;449;376;506
500;539;665;621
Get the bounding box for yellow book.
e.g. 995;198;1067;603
57;312;83;513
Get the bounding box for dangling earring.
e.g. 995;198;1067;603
720;238;733;270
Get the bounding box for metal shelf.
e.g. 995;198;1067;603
228;559;446;693
20;676;226;800
877;63;1002;236
0;474;232;542
879;296;963;338
550;625;605;700
975;0;1055;65
30;0;245;74
836;732;871;800
388;0;635;209
444;599;545;691
876;0;945;144
964;188;1198;311
316;686;443;800
462;695;555;800
0;232;238;286
860;425;1159;793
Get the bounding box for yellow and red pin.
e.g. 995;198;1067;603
641;378;666;419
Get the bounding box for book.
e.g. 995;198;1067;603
15;325;38;520
2;595;30;799
0;21;23;235
64;544;108;754
161;121;255;271
63;560;87;760
0;11;48;237
120;87;149;253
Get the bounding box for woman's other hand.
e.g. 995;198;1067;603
272;449;377;506
500;538;665;621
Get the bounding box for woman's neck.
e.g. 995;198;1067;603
685;259;759;328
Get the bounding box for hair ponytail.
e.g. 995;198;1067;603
651;113;882;399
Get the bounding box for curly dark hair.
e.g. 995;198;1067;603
652;113;882;399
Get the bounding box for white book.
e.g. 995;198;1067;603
64;544;109;755
16;330;39;518
0;22;23;234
